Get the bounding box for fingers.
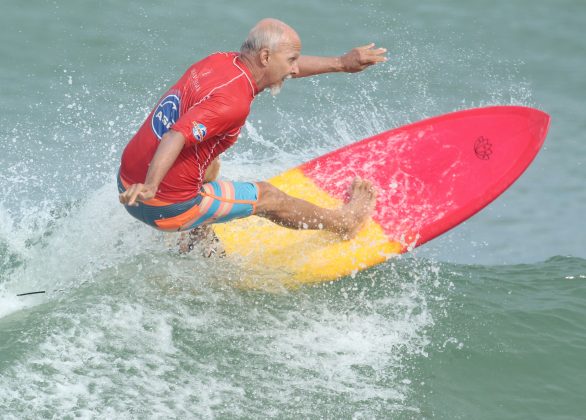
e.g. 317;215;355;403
119;183;145;207
126;188;142;207
351;43;388;68
364;54;387;64
357;43;387;54
357;42;376;50
340;43;389;72
363;44;388;61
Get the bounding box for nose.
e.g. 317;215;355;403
291;60;299;76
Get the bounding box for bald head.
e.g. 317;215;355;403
240;18;300;55
239;19;301;94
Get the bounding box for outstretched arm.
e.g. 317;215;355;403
295;43;387;78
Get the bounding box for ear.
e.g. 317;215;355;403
260;48;270;67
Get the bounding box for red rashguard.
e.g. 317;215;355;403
120;52;258;202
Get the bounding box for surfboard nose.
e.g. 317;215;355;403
534;108;551;144
523;106;550;147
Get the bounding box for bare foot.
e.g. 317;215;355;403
339;177;377;239
178;225;226;257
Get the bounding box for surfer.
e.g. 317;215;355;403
118;18;385;251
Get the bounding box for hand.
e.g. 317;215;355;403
119;183;157;207
340;43;388;73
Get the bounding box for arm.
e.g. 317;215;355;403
119;130;186;206
295;43;387;78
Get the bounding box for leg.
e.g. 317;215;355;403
178;225;226;257
203;157;221;183
179;158;223;255
254;177;376;240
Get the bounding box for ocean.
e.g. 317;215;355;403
1;0;585;418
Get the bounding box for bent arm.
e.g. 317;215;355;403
119;130;185;206
295;43;388;78
143;130;186;189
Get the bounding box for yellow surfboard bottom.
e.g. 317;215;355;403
212;168;403;285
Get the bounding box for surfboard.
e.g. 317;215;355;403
212;106;550;285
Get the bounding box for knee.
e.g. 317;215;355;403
255;182;286;215
203;158;221;183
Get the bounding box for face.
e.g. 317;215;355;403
265;33;301;95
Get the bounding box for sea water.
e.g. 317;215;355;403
1;0;585;418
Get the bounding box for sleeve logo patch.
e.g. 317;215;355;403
192;122;207;142
151;93;180;140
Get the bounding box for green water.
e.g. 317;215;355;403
1;0;585;418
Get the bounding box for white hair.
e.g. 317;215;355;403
240;21;285;55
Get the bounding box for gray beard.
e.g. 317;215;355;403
269;75;291;97
269;84;282;96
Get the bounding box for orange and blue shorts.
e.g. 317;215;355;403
117;174;259;232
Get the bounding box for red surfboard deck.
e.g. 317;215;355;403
301;105;550;247
213;106;550;284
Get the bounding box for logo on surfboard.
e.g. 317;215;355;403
152;93;181;140
474;136;493;160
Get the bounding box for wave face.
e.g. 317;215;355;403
2;0;585;418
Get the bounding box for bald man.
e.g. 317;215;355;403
118;19;387;253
